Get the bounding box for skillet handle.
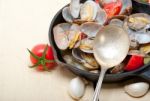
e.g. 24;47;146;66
139;66;150;82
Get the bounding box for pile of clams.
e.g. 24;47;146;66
53;0;150;74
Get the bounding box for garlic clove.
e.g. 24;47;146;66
124;82;149;98
68;77;85;100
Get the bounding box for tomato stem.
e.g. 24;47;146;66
28;45;55;71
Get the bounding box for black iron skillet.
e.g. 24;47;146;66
48;0;150;82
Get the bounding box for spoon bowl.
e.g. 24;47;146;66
93;25;130;68
92;25;130;101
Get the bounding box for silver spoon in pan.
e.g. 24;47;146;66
92;25;130;101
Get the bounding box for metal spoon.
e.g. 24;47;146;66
92;25;130;101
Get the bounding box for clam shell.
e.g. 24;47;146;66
68;31;80;49
70;0;81;18
80;38;94;53
140;43;150;54
53;23;72;33
123;13;150;44
72;48;85;63
80;0;98;21
120;0;132;15
53;23;72;50
54;32;69;50
81;53;99;70
72;48;99;70
95;8;108;25
80;22;103;37
62;7;74;23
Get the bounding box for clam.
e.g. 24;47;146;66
53;23;72;50
72;48;99;70
80;22;103;37
79;38;94;53
95;8;108;25
81;53;99;70
123;13;150;44
62;7;74;23
68;30;81;49
53;23;72;34
120;0;132;15
130;40;139;50
63;54;88;70
53;23;82;50
72;48;85;63
140;43;150;54
68;24;81;49
80;0;98;21
70;0;81;19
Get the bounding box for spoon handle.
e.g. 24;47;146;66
92;68;107;101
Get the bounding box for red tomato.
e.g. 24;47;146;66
28;44;56;71
124;55;144;71
103;0;122;18
95;0;100;3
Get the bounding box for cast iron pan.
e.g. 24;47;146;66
132;0;150;14
48;0;150;82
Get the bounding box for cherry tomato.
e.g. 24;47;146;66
95;0;100;3
28;44;56;71
124;55;144;71
103;0;122;18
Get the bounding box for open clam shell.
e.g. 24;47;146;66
123;13;150;44
127;13;150;31
140;44;150;55
95;8;108;25
72;48;86;63
62;7;74;23
80;22;103;37
68;30;81;49
53;23;72;50
80;0;98;21
81;53;99;70
79;37;94;54
70;0;81;19
53;23;72;34
120;0;132;15
72;48;99;70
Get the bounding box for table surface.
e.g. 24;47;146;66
0;0;149;101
